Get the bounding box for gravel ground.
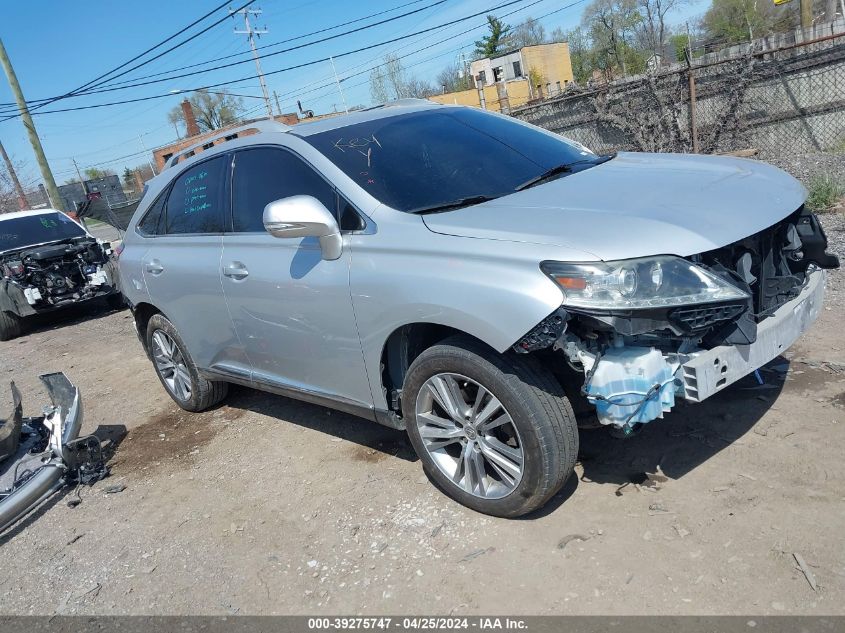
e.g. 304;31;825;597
0;213;842;616
765;153;845;188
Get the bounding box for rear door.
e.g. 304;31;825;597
220;145;373;408
141;154;248;375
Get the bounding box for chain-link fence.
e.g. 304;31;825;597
512;27;845;161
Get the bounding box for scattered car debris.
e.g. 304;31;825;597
0;373;108;534
460;547;494;562
793;552;818;591
557;534;591;551
103;484;126;494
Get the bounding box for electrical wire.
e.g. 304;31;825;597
0;0;256;118
93;0;442;92
7;0;544;117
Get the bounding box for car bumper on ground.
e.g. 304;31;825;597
679;267;826;402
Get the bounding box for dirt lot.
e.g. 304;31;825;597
0;214;843;616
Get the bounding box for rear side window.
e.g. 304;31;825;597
231;147;336;233
165;156;227;234
136;194;166;236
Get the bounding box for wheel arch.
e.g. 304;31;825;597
379;322;497;416
131;301;165;356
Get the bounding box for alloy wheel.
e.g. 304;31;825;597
415;372;524;499
151;330;192;402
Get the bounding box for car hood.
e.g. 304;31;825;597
422;152;807;261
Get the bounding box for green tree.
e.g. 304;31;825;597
473;15;512;58
553;26;592;84
168;89;243;135
701;0;792;43
583;0;644;78
122;167;135;189
83;167;115;180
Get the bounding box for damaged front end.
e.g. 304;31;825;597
516;206;839;433
0;237;119;318
0;373;107;534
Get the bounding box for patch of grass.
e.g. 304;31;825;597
806;173;844;213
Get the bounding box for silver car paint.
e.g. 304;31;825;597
422;152;807;261
119;102;808;416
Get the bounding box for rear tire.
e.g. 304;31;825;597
146;314;228;412
0;311;24;341
402;335;578;518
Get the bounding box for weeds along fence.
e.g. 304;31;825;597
511;31;845;160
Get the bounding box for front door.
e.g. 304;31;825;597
220;146;373;409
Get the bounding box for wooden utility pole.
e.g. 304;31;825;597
0;38;61;210
232;8;274;118
0;138;28;210
800;0;813;29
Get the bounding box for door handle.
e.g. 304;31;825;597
145;259;164;275
223;261;249;279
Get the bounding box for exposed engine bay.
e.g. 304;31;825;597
0;236;118;316
516;206;840;433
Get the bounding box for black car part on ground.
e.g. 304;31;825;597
0;236;119;319
0;373;108;534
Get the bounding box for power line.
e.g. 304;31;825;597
8;0;542;117
92;0;438;93
38;0;454;101
266;0;580;107
0;0;256;118
298;0;589;110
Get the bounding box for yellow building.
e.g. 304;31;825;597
429;42;574;112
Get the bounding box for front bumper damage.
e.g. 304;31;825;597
0;373;107;534
566;268;826;429
679;267;824;402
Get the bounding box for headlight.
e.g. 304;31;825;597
541;256;749;310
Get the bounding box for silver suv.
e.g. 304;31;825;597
119;101;838;517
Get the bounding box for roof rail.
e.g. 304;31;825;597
362;98;439;111
164;118;290;170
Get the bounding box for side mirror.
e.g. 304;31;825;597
263;195;342;261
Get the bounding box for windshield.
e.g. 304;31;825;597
301;108;598;212
0;212;86;253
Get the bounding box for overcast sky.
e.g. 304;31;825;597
0;0;707;187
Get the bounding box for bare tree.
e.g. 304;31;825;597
436;60;474;93
0;155;31;214
370;54;435;103
168;90;244;134
637;0;687;61
508;17;547;48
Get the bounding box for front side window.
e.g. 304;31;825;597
165;155;227;234
136;193;166;236
300;108;596;213
230;147;336;233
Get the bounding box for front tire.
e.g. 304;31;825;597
402;336;578;518
146;314;228;412
0;311;24;341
